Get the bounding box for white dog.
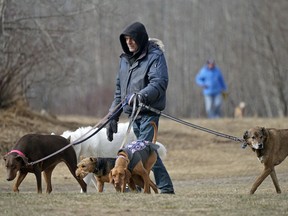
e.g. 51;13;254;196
61;122;167;192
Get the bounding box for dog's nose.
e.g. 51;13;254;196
258;144;264;149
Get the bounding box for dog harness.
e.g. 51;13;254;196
118;140;159;172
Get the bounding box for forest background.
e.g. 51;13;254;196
1;0;288;118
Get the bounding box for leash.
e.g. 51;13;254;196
139;103;246;146
119;96;142;149
27;99;127;166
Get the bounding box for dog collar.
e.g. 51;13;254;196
117;155;126;160
117;155;129;163
7;150;26;158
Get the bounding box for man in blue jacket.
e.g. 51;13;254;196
195;59;227;118
106;22;174;194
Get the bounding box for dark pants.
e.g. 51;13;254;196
133;114;174;193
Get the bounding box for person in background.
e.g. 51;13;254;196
105;22;175;194
195;59;227;118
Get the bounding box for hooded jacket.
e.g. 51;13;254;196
109;22;168;117
195;64;227;96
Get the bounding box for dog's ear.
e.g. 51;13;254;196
66;136;71;143
243;131;249;140
124;169;131;182
261;127;266;136
241;131;249;149
261;127;268;140
90;157;96;162
16;155;29;166
109;170;114;184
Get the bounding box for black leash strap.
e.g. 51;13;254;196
140;103;245;144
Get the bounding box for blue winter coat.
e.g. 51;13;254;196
195;65;227;96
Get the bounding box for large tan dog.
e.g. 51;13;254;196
243;126;288;194
109;122;159;194
109;142;159;193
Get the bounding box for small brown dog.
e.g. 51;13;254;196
109;141;159;194
3;134;87;193
243;126;288;194
76;157;116;192
109;122;159;194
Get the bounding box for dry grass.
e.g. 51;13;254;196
1;108;288;215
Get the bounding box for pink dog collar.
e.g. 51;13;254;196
8;150;26;158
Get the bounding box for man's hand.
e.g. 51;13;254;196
106;119;118;142
222;91;228;100
127;93;145;107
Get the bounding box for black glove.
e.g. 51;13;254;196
106;119;118;142
127;93;145;107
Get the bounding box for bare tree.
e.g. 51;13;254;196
0;0;89;108
249;0;288;117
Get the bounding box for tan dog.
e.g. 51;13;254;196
76;157;116;192
243;126;288;194
109;142;158;193
109;122;159;194
234;102;246;118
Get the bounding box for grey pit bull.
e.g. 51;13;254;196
3;134;87;193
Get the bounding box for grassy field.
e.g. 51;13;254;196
1;115;288;216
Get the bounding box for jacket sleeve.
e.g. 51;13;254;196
195;67;206;87
108;73;123;120
139;53;168;104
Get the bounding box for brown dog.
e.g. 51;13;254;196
76;157;116;192
243;126;288;194
109;141;159;194
3;134;87;193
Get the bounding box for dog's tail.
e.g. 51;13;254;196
150;121;158;144
149;121;167;159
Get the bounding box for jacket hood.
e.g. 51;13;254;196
149;38;165;52
119;22;149;56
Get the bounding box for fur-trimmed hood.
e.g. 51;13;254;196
119;22;165;58
149;38;165;52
